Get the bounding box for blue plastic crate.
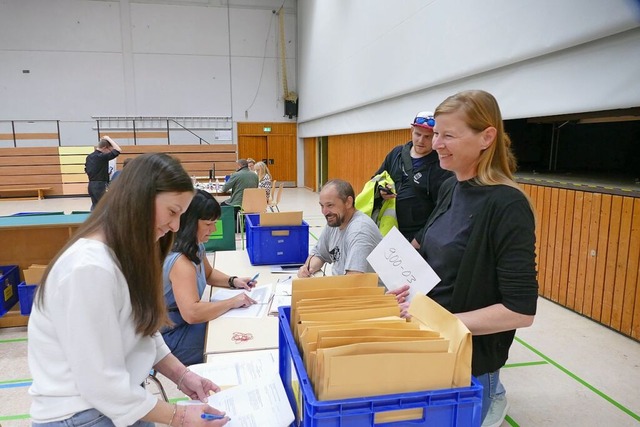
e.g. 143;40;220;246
0;265;20;317
245;214;309;266
278;306;483;427
18;282;38;316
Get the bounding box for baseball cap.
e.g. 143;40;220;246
411;111;435;130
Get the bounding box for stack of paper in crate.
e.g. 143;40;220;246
290;273;472;402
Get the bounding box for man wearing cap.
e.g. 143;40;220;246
373;112;452;241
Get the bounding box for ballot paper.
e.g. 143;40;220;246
268;276;293;316
211;284;274;318
367;226;440;302
190;349;278;387
179;374;294;427
270;264;303;274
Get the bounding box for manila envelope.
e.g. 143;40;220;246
292;272;379;291
315;340;455;400
408;295;472;387
291;287;386;332
299;320;415;350
296;305;401;344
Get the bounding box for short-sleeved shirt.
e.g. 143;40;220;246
311;210;382;275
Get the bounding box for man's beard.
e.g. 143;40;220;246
325;213;343;228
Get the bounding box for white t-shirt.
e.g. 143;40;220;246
28;238;170;427
311;210;382;275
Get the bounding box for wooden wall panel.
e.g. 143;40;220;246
522;185;639;341
0;144;238;196
303;137;316;191
327;129;410;193
602;196;623;326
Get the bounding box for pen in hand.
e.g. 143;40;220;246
249;273;259;287
201;413;229;421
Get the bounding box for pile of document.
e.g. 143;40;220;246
290;273;472;401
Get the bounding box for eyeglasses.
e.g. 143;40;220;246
413;116;435;128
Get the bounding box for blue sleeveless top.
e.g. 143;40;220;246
162;243;208;327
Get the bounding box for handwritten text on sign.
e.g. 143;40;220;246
367;227;441;302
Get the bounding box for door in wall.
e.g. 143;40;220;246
237;123;297;186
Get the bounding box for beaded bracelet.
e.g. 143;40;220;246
168;404;177;427
177;367;190;391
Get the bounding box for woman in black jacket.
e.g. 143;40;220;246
396;90;538;427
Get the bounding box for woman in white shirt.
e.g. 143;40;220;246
28;153;229;427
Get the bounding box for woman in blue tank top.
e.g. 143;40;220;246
162;190;258;365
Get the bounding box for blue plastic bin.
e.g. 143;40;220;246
18;282;38;316
278;306;483;427
0;265;20;317
245;214;309;266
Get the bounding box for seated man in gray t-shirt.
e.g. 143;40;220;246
298;179;382;277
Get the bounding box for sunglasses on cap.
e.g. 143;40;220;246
413;116;435;128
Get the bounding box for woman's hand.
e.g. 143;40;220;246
229;292;257;309
178;370;220;402
234;276;256;290
386;284;410;304
386;285;412;319
177;403;229;427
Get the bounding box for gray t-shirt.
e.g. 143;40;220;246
311;210;382;275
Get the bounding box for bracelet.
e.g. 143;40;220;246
168;404;177;427
228;276;238;289
177;367;190;391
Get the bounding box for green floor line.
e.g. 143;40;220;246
309;231;318;241
0;377;32;385
169;396;189;404
0;337;28;344
0;413;30;421
515;336;640;422
503;360;548;368
505;415;519;426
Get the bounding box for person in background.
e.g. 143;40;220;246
110;157;131;182
373;112;452;241
84;135;122;210
162;190;258;365
394;90;538;427
246;158;256;172
298;179;382;277
220;159;259;228
28;153;229;426
254;161;273;200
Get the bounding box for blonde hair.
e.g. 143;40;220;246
435;90;534;210
254;161;271;180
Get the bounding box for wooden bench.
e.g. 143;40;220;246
0;186;51;200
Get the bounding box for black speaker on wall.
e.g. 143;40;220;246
284;100;298;119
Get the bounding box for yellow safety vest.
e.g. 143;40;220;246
355;171;398;236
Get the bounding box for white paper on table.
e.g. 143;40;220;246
211;284;273;318
183;374;294;427
367;226;441;302
268;277;292;315
189;349;278;387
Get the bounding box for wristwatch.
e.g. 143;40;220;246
228;276;238;289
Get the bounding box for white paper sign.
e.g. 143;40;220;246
367;226;441;302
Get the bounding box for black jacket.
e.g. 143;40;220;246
420;177;538;375
374;142;451;239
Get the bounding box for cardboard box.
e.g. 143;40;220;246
23;264;47;284
260;211;303;226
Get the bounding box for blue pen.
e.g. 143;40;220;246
249;273;259;285
201;413;228;421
